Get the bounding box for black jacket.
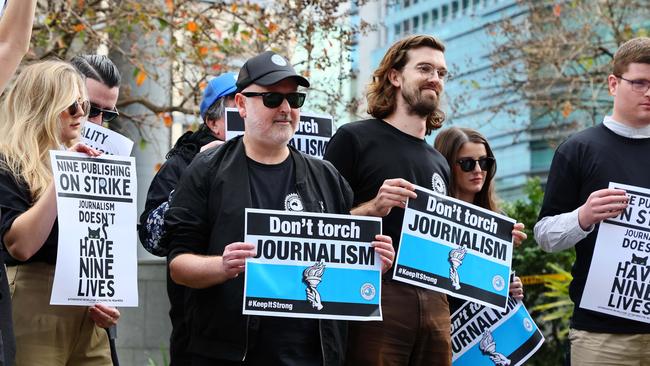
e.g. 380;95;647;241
138;126;216;254
138;126;216;366
165;136;353;364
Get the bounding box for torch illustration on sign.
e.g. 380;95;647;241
303;260;325;310
448;246;467;290
479;330;511;366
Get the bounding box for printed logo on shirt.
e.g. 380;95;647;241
432;173;447;195
284;193;304;211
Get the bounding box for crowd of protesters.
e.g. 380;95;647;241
0;2;649;365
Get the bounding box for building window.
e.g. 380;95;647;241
394;23;401;39
462;0;469;14
452;1;459;18
412;16;420;33
432;9;439;25
473;0;480;7
422;12;430;29
404;0;410;8
442;4;449;22
403;19;410;34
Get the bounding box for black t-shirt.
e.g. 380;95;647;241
539;123;650;333
324;119;450;251
0;166;58;265
245;155;321;366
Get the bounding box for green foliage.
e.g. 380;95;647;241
533;263;573;340
501;178;575;366
146;344;169;366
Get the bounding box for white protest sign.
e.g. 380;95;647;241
393;185;515;310
581;182;650;323
81;122;134;156
49;151;138;306
452;298;544;366
243;209;383;321
225;108;334;158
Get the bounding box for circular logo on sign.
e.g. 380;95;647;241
492;275;505;291
432;173;446;195
523;317;533;332
271;54;287;66
284;193;304;211
360;283;376;301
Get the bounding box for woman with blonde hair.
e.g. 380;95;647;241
434;127;526;308
0;60;117;365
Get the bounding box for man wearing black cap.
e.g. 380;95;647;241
139;72;237;365
164;51;395;365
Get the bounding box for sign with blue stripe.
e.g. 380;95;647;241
452;298;544;366
393;186;515;310
225;108;333;159
243;209;383;320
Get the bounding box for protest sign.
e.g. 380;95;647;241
243;209;383;320
581;182;650;323
393;185;515;310
81;122;134;156
49;151;138;306
225;108;333;158
452;297;544;366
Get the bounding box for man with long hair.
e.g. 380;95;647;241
324;34;452;365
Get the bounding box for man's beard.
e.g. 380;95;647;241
402;84;440;117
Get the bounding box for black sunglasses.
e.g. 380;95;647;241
241;92;306;109
67;100;90;117
89;104;119;122
456;157;495;172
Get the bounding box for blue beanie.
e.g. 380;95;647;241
200;72;238;119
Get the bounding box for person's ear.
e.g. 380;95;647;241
235;93;247;118
607;74;619;96
388;68;402;88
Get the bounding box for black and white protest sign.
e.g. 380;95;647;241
225;107;333;158
451;298;544;366
81;122;134;156
581;182;650;323
49;151;138;306
393;185;515;310
243;209;383;320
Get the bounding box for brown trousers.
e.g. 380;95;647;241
8;262;111;366
345;280;452;366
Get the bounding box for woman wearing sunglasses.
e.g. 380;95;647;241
0;60;115;365
434;127;526;308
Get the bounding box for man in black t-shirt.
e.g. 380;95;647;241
535;37;650;365
324;35;452;366
164;51;395;366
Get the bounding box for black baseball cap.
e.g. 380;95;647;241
236;51;310;91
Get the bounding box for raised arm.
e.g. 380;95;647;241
0;0;37;92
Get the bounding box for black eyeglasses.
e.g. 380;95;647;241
456;157;495;172
89;104;119;122
67;99;90;117
241;92;306;109
618;76;650;93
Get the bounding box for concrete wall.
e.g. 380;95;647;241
117;262;171;366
